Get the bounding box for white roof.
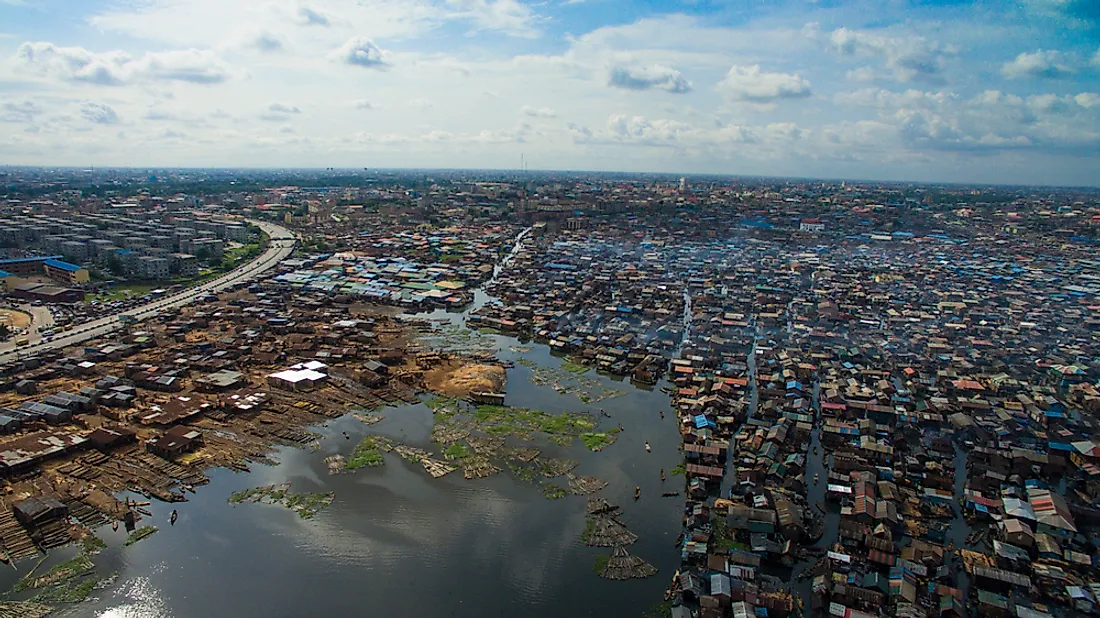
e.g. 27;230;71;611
268;369;327;383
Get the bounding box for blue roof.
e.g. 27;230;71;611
0;270;10;278
0;255;61;265
43;259;83;272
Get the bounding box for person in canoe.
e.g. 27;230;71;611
660;468;666;481
645;441;651;452
634;486;641;501
170;510;178;526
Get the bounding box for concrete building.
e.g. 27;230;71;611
139;256;171;280
170;253;199;277
60;240;88;262
43;259;90;285
224;224;249;242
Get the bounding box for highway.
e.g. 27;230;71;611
0;219;296;365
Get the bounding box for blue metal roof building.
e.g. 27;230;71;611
43;259;84;272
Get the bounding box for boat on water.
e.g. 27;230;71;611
814;473;820;484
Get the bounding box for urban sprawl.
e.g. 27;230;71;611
0;168;1098;618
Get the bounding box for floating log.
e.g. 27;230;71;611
463;455;500;479
467;436;505;456
502;446;541;462
600;545;658;580
584;516;638;547
586;497;620;516
568;474;608;495
422;458;457;478
323;455;346;475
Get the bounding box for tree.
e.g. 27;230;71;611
106;256;125;276
0;324;10;340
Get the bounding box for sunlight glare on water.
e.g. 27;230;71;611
96;577;171;618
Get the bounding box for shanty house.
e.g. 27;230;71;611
12;496;68;528
147;426;204;459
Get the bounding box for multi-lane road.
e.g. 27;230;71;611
0;219;295;364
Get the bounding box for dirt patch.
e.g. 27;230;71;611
424;361;506;397
0;309;32;330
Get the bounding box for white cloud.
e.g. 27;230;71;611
1074;92;1100;108
716;65;811;103
296;6;331;26
1002;50;1076;79
832;86;1100;154
353;99;375;109
521;105;556;117
249;32;285;53
607;64;691;93
333;37;389;69
14;42;235;85
81;101;120;125
445;0;539;38
826;27;957;83
0;100;41;123
268;102;302;114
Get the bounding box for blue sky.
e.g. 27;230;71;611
1;0;1099;185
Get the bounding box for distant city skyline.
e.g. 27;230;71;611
1;0;1100;186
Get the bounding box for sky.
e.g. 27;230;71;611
1;0;1099;186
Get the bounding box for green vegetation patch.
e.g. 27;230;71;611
561;361;590;375
443;442;472;460
507;463;537;483
642;601;675;618
472;404;595;439
710;518;747;552
581;518;596;543
539;482;569;500
580;432;615;451
345;435;389;470
228;484;334;519
593;554;610;575
123;526;159;547
282;492;336;520
670;463;686;476
32;577;100;604
14;554;94;592
81;535;106;555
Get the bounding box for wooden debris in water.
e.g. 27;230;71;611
0;602;53;618
393;445;430;463
324;455;347;475
600;545;658;580
467;436;505;456
536;458;579;478
463;455;500;479
586;496;620;516
353;413;384;425
422;458;457;478
583;516;639;547
430;424;470;445
567;474;608;495
502;446;541;462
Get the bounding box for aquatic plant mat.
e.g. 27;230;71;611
9;534;117;606
515;359;626;403
228;483;335;519
122;526;158;547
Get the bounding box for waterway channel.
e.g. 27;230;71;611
0;228;685;617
